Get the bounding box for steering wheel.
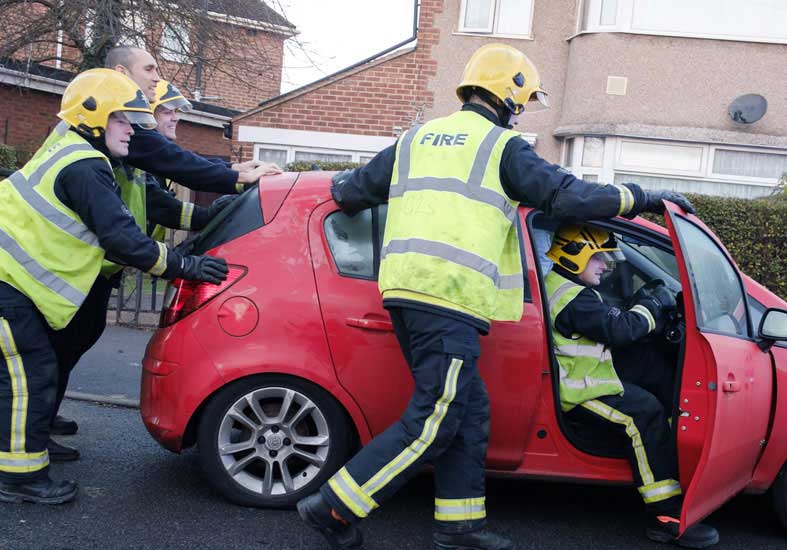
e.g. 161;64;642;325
626;279;685;344
625;278;668;310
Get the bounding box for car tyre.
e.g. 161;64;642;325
773;463;787;529
197;374;353;508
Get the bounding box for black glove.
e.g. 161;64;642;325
179;255;229;284
643;190;695;214
207;195;237;220
635;285;676;334
649;285;677;311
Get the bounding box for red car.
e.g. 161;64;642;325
141;172;787;537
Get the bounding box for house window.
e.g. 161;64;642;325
458;0;534;37
711;149;787;180
256;148;287;167
161;23;190;64
294;151;353;163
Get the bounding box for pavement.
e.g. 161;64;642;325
64;324;153;408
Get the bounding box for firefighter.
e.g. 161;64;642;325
45;79;235;456
296;43;696;550
545;225;719;548
0;68;228;504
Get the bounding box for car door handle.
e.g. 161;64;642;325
723;381;741;393
345;317;394;331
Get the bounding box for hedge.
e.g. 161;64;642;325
645;191;786;300
0;143;16;171
286;160;362;172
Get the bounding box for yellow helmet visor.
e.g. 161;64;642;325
121;111;157;130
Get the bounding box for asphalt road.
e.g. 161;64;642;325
1;326;785;549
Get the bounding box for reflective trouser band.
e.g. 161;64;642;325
555;342;610;362
328;467;378;519
147;242;168;277
180;202;195;230
0;319;27;454
0;450;48;473
381;239;523;291
361;358;464;499
235;183;245;194
434;497;486;521
613;184;635;216
638;479;682;504
580;399;655;485
630;304;656;333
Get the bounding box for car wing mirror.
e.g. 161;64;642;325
757;307;787;351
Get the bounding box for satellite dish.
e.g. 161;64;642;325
728;94;767;124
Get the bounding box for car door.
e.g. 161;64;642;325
663;203;773;532
309;201;542;469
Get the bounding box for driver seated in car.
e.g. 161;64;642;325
545;225;719;548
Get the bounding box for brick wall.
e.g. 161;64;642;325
232;0;443;162
176;121;232;159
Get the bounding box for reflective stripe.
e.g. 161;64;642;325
0;227;86;306
235;183;245;194
613;184;635;216
629;304;656;333
362;358;463;497
548;282;578;310
389;177;517;223
30;143;97;188
555;342;611;362
638;479;682;504
434;497;486;521
558;366;620;390
0;320;27;453
581;399;655;485
7;172;99;247
396;126;419;185
0;450;49;473
180;202;195;230
381;239;523;291
467;126;507;185
327;467;378;519
147;242;168;277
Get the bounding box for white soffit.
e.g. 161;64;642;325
238;125;397;152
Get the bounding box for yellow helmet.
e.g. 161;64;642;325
456;43;549;114
58;68;156;137
151;80;193;112
547;225;625;274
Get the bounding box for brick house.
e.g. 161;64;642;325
234;0;787;199
0;1;295;169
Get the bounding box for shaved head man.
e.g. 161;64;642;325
105;46;160;102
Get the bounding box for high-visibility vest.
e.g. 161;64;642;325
379;110;524;321
545;271;624;411
0;131;108;329
100;165;149;277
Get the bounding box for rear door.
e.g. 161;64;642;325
663;203;773;531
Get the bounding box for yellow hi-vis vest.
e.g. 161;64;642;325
545;271;624;411
379;111;524;321
100;165;149;277
0;131;108;329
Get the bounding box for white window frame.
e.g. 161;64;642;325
574;0;787;45
253;144;377;165
708;144;787;185
456;0;535;39
160;23;191;64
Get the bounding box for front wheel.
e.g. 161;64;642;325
197;375;353;508
772;463;787;529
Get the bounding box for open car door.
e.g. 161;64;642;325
664;203;773;532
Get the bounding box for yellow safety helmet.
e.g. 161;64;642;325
456;43;549;114
151;80;193;112
547;225;626;274
58;68;156;137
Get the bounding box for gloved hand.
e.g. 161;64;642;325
643;190;695;214
649;285;677;311
635;285;676;334
207;195;236;220
179;255;229;284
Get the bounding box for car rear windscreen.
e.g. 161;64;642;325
186;186;264;255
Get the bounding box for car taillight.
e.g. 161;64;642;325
159;265;247;328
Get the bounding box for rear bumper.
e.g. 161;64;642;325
140;362;184;452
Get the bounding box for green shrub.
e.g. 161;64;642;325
286;160;363;172
0;144;17;171
644;193;787;300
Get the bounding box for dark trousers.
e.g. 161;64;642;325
566;379;681;516
47;276;113;422
0;284;57;482
321;307;490;534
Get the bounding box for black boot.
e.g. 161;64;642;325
0;477;78;504
47;438;80;462
646;516;719;548
50;415;78;436
433;529;513;550
297;492;363;549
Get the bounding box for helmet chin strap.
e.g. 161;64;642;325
475;88;514;129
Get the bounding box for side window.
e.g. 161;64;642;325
673;217;749;337
324;206;387;280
